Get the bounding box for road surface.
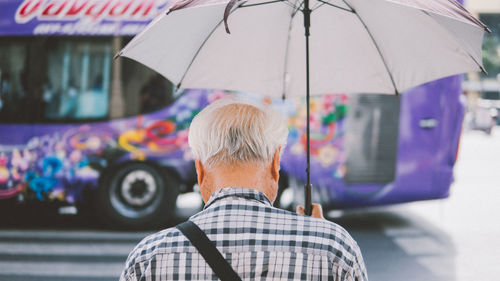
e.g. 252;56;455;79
0;128;498;281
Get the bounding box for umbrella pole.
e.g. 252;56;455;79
303;0;313;216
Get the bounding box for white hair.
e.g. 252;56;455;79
188;97;288;168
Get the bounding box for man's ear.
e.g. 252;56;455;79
271;146;281;182
195;159;205;186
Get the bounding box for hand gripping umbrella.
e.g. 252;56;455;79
117;0;489;215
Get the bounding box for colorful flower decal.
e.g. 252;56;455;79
0;90;350;203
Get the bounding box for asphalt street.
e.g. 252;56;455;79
0;127;498;281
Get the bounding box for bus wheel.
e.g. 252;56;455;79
96;163;178;229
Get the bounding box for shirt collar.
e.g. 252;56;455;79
203;187;273;210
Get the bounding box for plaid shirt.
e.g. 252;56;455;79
120;187;368;281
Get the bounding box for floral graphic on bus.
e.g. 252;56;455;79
0;89;216;203
287;94;349;179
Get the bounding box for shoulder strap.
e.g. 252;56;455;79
176;220;242;281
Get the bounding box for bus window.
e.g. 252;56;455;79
0;36;175;123
120;38;174;117
0;37;113;123
0;40;29;123
45;40;111;120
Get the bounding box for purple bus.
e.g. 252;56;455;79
0;0;465;228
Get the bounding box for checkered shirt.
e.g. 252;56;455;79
120;187;368;281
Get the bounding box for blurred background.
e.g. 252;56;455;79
0;0;499;280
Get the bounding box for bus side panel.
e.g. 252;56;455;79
0;90;211;205
432;75;465;199
280;76;464;209
391;75;464;204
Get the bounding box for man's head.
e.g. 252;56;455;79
188;97;288;203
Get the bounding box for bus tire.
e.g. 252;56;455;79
95;163;178;229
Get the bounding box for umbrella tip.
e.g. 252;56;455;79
113;51;122;60
480;66;488;76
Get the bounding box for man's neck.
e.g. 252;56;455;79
201;163;277;203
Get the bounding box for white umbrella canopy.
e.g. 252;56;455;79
117;0;488;214
118;0;489;98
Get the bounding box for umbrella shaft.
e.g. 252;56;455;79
305;37;311;189
303;0;313;216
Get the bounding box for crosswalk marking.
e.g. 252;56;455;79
0;230;151;240
0;242;136;256
0;230;150;281
0;261;125;278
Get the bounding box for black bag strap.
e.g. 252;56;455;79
176;220;242;281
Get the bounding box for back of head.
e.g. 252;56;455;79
188;97;288;168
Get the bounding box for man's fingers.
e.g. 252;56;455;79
296;204;324;218
311;203;324;219
296;205;305;215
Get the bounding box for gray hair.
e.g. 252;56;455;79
188;97;288;168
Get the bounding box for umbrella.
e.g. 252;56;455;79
116;0;489;215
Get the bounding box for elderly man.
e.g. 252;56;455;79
120;97;368;281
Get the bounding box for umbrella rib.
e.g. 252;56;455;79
281;8;299;99
314;0;353;13
447;0;491;34
239;0;286;8
291;0;302;15
177;1;293;88
421;10;488;75
293;0;305;13
341;0;400;95
240;0;299;12
177;18;227;88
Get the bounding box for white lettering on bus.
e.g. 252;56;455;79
33;23;62;34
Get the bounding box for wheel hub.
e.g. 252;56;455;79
130;181;148;197
121;170;157;207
